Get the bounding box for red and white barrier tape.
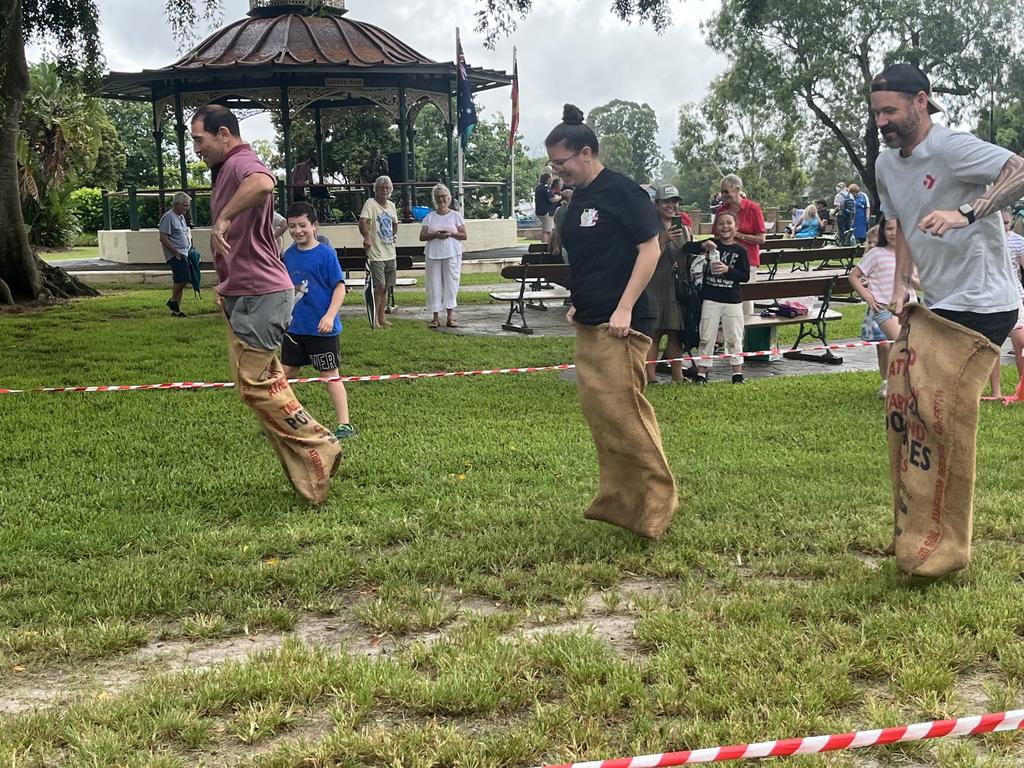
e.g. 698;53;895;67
5;339;1018;399
535;709;1024;767
0;340;896;395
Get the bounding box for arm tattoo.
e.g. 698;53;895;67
973;154;1024;220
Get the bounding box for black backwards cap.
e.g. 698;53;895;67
871;63;944;114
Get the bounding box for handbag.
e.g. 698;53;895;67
673;261;698;307
777;300;808;318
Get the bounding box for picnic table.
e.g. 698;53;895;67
497;264;854;363
760;246;861;279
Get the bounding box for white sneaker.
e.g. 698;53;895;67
877;381;888;399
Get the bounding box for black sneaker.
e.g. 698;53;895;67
174;310;187;318
166;299;179;315
732;373;745;384
694;375;708;385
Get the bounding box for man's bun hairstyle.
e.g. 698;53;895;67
545;103;599;154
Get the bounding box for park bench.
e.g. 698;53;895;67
336;249;418;308
506;264;853;363
341;245;426;261
761;237;827;251
743;275;853;364
492;264;570;334
760;246;861;279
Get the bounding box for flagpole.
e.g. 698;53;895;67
509;46;516;220
456;28;465;208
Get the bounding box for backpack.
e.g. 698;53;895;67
841;192;855;220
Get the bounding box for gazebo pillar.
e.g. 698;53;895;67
172;89;195;223
152;92;166;216
313;106;325;184
397;85;412;221
280;83;292;215
408;124;416;186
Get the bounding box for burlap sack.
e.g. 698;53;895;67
886;304;999;577
575;323;678;538
227;329;342;504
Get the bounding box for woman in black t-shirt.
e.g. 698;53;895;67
544;104;677;540
551;121;661;337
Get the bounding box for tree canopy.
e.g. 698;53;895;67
704;0;1024;205
588;99;661;183
473;0;671;47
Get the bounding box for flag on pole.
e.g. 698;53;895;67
456;30;477;149
508;47;519;152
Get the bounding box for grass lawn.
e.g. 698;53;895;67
39;246;101;262
1;286;1023;767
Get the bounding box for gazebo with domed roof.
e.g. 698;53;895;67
101;0;512;216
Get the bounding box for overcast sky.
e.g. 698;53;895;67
37;0;728;160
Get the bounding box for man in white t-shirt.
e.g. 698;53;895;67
871;62;1024;347
358;175;399;329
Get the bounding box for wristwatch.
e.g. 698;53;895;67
957;204;976;224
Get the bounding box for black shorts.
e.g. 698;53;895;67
931;308;1018;347
167;257;189;284
281;333;341;372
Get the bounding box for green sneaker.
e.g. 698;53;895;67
334;423;358;440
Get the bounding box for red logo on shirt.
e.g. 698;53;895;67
923;174;936;189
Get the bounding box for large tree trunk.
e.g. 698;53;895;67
0;0;97;305
0;0;40;303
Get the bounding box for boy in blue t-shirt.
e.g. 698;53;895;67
281;202;355;440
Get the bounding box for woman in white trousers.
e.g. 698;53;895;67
419;183;467;328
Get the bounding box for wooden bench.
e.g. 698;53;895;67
743;275;853;364
493;264;570;334
341;245;426;261
761;237;827;251
506;264;852;363
336;250;418;307
760;246;861;279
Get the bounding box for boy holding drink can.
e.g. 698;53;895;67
682;210;750;383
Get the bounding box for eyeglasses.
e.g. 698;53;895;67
546;150;581;170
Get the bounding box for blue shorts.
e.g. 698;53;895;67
860;307;892;341
167;256;189;284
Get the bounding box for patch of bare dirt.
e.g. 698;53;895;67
853;552;885;570
0;615;426;716
0;577;682;716
953;669;1001;711
520;615;642;658
198;710;336;768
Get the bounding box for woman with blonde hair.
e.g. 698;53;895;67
793;204;822;238
419;183;467;328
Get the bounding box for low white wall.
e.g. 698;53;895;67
99;218;517;264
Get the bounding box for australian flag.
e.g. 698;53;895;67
456;32;477;148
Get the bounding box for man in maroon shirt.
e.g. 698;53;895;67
191;105;341;503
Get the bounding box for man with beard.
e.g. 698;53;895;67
871;64;1024;576
872;63;1024;342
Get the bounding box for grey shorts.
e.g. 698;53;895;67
541;213;555;233
369;259;397;288
222;289;294;350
